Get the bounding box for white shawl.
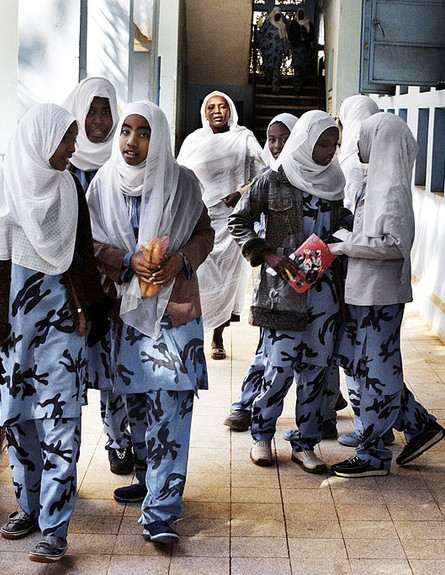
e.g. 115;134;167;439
338;95;380;164
87;101;203;339
359;112;418;285
268;7;289;40
261;113;299;166
0;103;78;274
63;77;119;171
277;110;345;201
177;91;264;207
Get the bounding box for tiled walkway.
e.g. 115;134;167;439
1;302;445;574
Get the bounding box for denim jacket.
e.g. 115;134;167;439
229;167;342;331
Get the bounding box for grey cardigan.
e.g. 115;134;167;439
329;195;412;306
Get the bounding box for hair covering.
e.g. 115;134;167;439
277;110;345;201
268;6;288;40
338;95;380;164
177;91;264;207
261;113;299;165
87;100;204;339
63;77;119;171
359;112;418;285
0;103;78;274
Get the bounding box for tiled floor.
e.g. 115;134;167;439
1;302;445;574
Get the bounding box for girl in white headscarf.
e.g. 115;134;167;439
256;7;289;93
229;110;345;471
64;76;133;476
87;101;214;543
337;94;380;211
330;113;444;478
64;76;119;191
177;91;264;359
224;112;298;431
0;103;108;561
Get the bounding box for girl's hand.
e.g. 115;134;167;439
262;250;299;282
221;191;241;208
130;252;160;282
150;251;184;286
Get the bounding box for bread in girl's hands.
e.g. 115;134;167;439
139;236;170;297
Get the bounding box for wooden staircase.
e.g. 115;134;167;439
252;74;326;146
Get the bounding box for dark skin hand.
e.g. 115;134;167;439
221;191;241;208
261;249;300;282
130;251;184;286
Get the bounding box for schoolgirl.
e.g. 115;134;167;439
0;104;108;561
87;101;214;542
228;110;345;472
330;112;444;477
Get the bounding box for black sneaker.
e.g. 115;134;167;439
108;447;134;475
331;456;389;478
114;483;147;503
29;535;68;563
0;510;38;540
334;392;348;411
143;520;179;543
396;420;445;465
223;410;251;431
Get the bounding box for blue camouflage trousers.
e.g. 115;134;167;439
5;417;80;538
338;304;436;469
126;390;194;525
250;328;329;450
100;390;132;450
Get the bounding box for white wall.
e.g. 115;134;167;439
159;0;179;143
0;1;18;155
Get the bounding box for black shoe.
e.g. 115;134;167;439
331;456;389;478
0;510;38;540
396;421;445;465
383;429;395;446
114;483;147;503
223;410;251;431
29;535;68;563
321;419;338;439
108;447;134;475
334;392;348;411
143;520;179;543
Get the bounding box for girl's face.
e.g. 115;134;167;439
119;114;151;165
312;126;339;166
205;96;231;133
85;97;113;143
268;121;291;160
49;121;78;171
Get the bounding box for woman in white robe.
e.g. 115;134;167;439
177;91;264;359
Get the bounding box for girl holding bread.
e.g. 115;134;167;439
86;101;214;543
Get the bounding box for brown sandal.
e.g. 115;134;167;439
211;346;226;360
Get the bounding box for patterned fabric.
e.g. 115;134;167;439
127;390;194;524
257;19;289;92
111;316;208;395
0;264;87;426
336;304;435;468
5;417;81;538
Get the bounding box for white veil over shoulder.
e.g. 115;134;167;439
261;113;299;166
277;110;345;201
87;101;203;339
0;103;78;274
359;112;418;285
63;77;119;171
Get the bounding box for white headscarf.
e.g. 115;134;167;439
177;91;264;207
277;110;345;201
359;112;418;284
0;103;78;274
268;7;288;40
87;101;204;339
338;95;380;165
261;113;299;165
63;77;119;171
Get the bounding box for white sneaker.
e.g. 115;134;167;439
291;449;327;473
250;440;273;466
